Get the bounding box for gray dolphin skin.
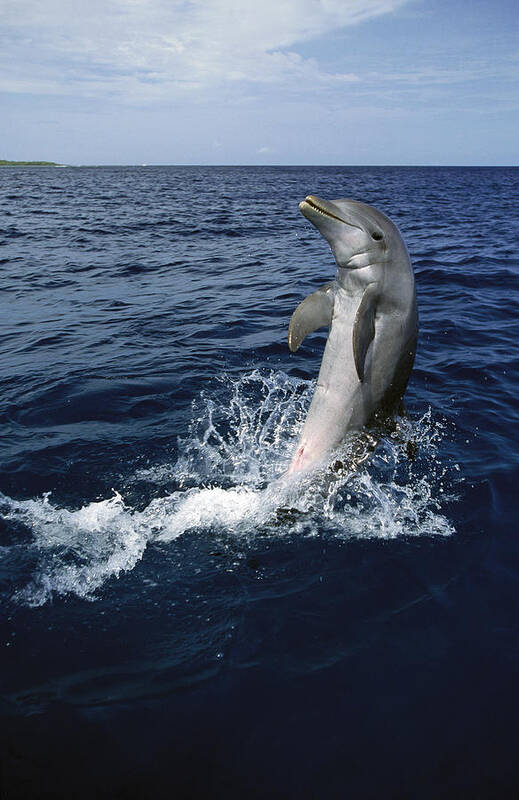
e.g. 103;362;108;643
288;195;418;473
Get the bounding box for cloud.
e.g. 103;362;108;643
0;0;407;102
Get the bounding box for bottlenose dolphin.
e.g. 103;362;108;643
288;195;418;473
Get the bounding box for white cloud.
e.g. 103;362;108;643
0;0;407;101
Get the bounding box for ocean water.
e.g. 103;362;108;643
0;165;518;798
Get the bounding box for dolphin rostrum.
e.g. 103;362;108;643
288;195;418;473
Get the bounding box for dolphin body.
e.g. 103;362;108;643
289;195;418;473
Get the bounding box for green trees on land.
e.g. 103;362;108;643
0;160;61;166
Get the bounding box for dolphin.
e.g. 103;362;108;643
288;195;418;473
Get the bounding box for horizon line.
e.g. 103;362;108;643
5;162;518;169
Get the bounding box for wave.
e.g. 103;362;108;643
0;371;458;607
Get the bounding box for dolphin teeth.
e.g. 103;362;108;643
305;198;344;223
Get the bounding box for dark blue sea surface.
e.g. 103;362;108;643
1;165;518;798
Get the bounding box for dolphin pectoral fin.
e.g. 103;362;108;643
353;284;378;381
288;282;334;353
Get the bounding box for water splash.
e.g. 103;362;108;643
0;371;457;606
1;491;147;607
171;369;312;486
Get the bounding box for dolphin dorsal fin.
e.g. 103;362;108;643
288;282;335;353
353;283;378;381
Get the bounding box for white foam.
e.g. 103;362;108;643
152;486;265;541
2;491;148;606
1;370;458;606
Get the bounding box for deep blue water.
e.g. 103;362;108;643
1;165;518;798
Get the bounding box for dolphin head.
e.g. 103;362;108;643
299;195;397;270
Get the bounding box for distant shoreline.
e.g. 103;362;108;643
0;160;64;167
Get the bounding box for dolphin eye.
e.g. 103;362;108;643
371;231;383;241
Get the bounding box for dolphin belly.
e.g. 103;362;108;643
290;297;367;472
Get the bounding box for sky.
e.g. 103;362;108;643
1;0;518;165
